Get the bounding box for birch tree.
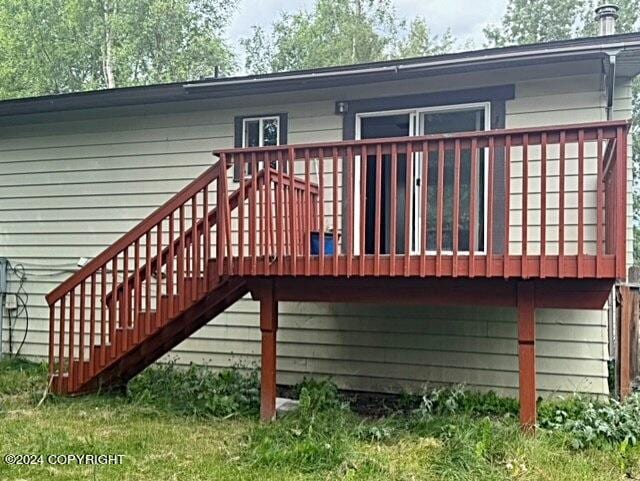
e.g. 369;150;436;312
0;0;238;100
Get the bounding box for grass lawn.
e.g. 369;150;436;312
1;358;640;481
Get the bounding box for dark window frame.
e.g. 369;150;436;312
233;113;288;181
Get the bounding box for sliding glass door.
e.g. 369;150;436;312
355;102;489;255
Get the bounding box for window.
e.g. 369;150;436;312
233;113;288;181
243;117;279;148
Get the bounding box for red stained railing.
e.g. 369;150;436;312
215;120;629;280
47;119;629;394
46;164;312;393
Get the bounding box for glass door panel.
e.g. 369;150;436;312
355;103;488;256
417;106;487;253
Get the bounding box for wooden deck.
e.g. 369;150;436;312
45;119;630;430
228;254;617;279
215;120;630;282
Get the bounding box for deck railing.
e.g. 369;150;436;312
46;119;629;394
45;163;311;393
215;120;629;279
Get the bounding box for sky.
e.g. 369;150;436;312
227;0;508;53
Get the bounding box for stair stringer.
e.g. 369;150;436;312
76;278;249;394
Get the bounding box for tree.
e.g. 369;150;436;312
483;0;584;47
485;0;640;265
241;0;454;75
0;0;238;100
484;0;639;46
398;18;455;59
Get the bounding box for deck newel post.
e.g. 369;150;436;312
517;281;536;430
260;281;278;422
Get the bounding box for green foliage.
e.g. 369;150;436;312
127;361;259;418
484;0;640;47
484;0;585;47
295;377;345;412
578;0;640;37
0;358;45;394
0;0;238;100
415;385;468;417
246;379;353;472
3;361;640;479
428;417;520;479
398;18;455;59
241;0;454;74
407;385;519;419
354;421;394;442
539;394;640;450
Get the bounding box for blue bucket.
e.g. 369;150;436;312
310;232;336;255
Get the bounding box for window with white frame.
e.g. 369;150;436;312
243;116;279;148
234;114;287;180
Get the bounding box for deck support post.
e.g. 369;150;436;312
259;282;278;422
517;281;536;430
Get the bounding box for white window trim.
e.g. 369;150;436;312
242;116;281;148
353;102;491;256
240;116;281;179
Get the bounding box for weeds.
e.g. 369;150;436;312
127;361;260;418
539;393;640;449
3;358;640;480
0;357;47;410
246;378;354;472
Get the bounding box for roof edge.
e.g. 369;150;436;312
1;32;639;118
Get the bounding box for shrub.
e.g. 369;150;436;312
127;361;259;418
412;385;518;419
296;377;345;413
538;394;640;449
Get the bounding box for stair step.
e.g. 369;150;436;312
52;272;246;395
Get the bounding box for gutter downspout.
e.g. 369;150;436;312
604;51;618;120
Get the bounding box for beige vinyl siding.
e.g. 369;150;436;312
611;79;635;268
506;75;605;257
1;64;629;397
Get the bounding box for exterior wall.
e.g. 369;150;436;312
611;78;635;270
0;62;631;397
506;74;605;257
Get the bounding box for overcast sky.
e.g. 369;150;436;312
228;0;508;51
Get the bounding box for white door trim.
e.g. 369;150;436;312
353;102;491;255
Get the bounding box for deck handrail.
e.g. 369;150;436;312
214;119;629;280
45;118;630;397
214;120;631;156
46;145;320;395
103;168;318;304
46;162;226;305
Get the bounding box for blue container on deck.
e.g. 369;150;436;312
310;231;336;255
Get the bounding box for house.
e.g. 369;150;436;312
0;11;638;428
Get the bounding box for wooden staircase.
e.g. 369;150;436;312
46;120;630;399
52;273;248;394
46;159;310;394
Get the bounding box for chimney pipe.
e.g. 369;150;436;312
595;4;619;35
